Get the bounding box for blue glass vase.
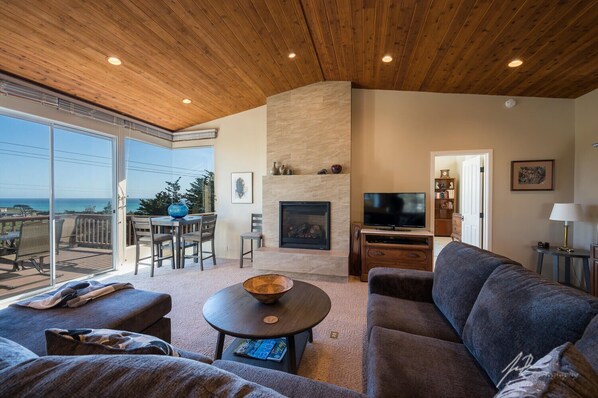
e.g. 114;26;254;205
168;202;188;218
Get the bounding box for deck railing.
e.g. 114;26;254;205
1;214;112;249
71;214;112;249
0;215;47;234
3;214;210;249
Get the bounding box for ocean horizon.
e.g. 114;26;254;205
0;198;144;213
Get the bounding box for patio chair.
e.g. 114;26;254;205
54;218;65;254
181;213;217;271
131;217;174;277
13;220;50;274
239;213;262;268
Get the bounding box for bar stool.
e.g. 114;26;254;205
240;213;262;268
181;213;217;271
131;217;174;277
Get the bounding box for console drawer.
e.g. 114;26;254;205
360;229;434;281
365;247;429;265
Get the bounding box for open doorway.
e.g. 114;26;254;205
430;150;493;259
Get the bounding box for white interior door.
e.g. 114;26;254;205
461;156;482;247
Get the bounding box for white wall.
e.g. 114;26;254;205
573;89;598;248
352;89;576;269
183;106;267;260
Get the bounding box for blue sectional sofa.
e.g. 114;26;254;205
0;285;364;397
366;241;598;397
2;241;596;397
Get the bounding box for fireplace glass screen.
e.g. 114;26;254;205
279;201;331;250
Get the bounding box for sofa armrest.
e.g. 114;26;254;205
213;360;366;398
368;267;434;303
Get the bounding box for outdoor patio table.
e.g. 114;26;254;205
0;231;20;254
150;215;202;269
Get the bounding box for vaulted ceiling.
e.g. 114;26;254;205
0;0;597;131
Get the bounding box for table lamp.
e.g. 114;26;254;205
549;203;583;252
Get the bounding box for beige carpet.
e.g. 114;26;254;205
100;258;368;393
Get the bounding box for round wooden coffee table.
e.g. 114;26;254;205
202;280;331;374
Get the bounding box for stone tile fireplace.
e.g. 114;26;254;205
254;81;351;281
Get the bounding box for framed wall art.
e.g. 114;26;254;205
231;172;253;203
510;159;554;191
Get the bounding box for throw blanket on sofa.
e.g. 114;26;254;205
12;281;133;309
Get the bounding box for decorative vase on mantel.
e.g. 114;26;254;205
168;202;189;219
331;164;342;174
270;161;280;175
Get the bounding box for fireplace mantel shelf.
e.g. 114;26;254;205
264;173;350;178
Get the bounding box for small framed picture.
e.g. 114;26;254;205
440;169;450;178
510;160;554;191
231;172;253;203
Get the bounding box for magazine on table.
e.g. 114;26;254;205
233;337;287;362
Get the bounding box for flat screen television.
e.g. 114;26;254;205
363;192;426;229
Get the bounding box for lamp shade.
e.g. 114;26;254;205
549;203;583;222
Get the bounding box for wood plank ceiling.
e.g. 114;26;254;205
0;0;596;131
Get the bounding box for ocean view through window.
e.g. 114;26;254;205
0;113;117;300
1;111;214;301
125;139;214;215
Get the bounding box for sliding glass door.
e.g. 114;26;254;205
0;115;51;298
0;112;116;301
53;127;115;284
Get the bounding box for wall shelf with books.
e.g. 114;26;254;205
434;178;456;237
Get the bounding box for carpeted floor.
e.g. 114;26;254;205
100;258;368;393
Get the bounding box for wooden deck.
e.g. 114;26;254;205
0;247;113;300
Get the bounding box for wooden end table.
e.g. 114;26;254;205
202;280;331;374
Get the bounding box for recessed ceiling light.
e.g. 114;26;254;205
508;59;523;68
382;55;393;63
288;52;296;59
106;56;122;66
182;98;192;104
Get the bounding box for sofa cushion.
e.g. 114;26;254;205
367;326;496;398
462;264;598;387
0;337;37;372
0;354;285;398
494;343;598;398
575;315;598;373
368;268;434;302
45;328;211;364
214;360;366;398
46;327;179;356
432;242;518;336
0;288;172;355
367;293;460;342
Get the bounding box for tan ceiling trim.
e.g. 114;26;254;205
0;74;216;142
171;129;218;142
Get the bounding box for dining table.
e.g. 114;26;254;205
150;215;202;269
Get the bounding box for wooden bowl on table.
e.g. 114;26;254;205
242;274;294;304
